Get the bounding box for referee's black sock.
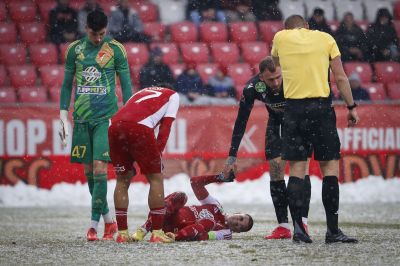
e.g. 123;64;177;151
287;176;305;233
322;175;339;234
301;175;311;219
270;180;288;224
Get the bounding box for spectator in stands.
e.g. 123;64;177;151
366;8;399;62
175;62;211;105
108;0;151;43
225;0;256;23
187;0;226;26
308;8;333;35
348;73;370;101
151;0;187;25
49;0;78;45
207;66;237;105
251;0;282;21
77;0;103;37
335;12;368;62
139;47;174;89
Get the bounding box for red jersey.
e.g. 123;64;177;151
112;87;179;128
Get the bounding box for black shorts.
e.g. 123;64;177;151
265;115;312;160
282;98;341;161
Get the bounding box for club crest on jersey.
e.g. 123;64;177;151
82;66;101;83
255;82;267;93
96;43;114;67
75;44;84;54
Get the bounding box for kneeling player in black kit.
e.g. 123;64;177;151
222;56;312;239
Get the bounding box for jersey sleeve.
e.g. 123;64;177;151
271;31;281;57
190;175;221;202
164;93;180;118
208;229;232;240
228;83;256;157
327;33;341;59
112;40;133;104
60;41;78;111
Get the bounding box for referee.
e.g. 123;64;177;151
271;15;359;244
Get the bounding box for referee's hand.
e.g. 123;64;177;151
347;109;360;127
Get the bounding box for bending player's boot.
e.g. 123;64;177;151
264;226;291;240
87;228;98;241
325;229;358;244
116;230;131;243
149;230;174;243
102;222;117;240
132;228;147;241
292;221;312;243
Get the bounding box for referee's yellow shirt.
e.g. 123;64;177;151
271;28;341;99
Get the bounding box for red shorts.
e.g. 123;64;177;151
108;121;161;175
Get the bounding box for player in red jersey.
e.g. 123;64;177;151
130;174;254;242
109;86;179;243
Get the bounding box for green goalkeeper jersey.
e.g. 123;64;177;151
60;36;132;122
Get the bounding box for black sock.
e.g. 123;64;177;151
301;175;311;218
322;176;339;234
287;176;304;233
270;180;288;224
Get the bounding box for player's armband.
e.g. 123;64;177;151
207;231;217;240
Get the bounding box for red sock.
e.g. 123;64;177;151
149;207;166;231
115;208;128;231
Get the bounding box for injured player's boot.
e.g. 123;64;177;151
325;229;358;244
149;229;175;243
264;226;292;240
102;222;117;240
87;228;99;241
131;228;147;241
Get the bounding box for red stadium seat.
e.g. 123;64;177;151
394;21;400;39
199;22;228;43
130;64;142;86
374;62;400;86
387;83;400;100
69;0;85;10
38;2;56;23
327;20;340;33
363;83;386;101
259;21;284;44
124;43;149;65
0;44;27;66
234;84;247;100
180;43;209;64
39;65;64;88
150;43;179;64
9;65;37;89
136;2;158;23
19;22;47;44
252;63;259;73
196;63;218;83
169;64;186;79
143;22;166;42
344;62;373;83
0;22;17;44
395;1;400;20
0;87;17;103
356;20;369;32
99;2;118;15
229;22;257;43
0;2;7;22
210;42;240;67
170;22;198;43
240;42;269;65
19;86;48;103
9;1;37;23
227;63;253;85
29;44;58;67
48;86;61;103
0;65;6;87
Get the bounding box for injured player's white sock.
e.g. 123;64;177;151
91;220;99;230
279;223;290;229
302;217;308;225
103;212;113;223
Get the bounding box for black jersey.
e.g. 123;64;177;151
228;75;286;157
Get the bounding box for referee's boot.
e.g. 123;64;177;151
325;229;358;244
292;221;312;244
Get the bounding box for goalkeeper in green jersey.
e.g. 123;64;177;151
59;10;133;241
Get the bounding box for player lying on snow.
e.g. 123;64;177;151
124;173;254;242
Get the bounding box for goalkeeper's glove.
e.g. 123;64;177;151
59;110;69;148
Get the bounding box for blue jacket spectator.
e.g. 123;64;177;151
187;0;226;26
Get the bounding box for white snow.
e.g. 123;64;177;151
0;174;399;207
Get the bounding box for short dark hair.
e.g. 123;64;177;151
284;14;306;29
87;10;108;31
244;214;254;232
259;56;276;73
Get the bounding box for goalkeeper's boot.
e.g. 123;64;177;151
264;226;291;240
87;228;99;241
325;229;358;244
149;229;174;243
131;228;147;241
102;222;117;240
292;221;312;244
116;230;131;243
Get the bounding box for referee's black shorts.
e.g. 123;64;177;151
265;115;313;160
282;98;341;161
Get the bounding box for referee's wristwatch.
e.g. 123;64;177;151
347;102;358;110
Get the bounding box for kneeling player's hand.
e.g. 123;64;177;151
59;110;69;148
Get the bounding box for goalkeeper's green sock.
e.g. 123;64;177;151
86;172;94;195
91;174;108;224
